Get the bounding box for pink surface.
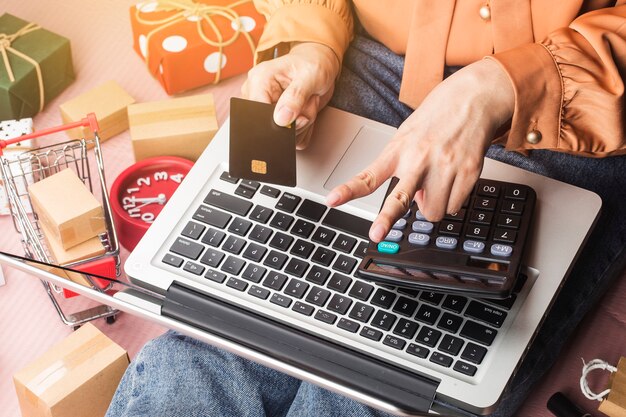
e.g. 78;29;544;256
0;1;624;416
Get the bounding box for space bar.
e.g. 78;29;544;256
322;208;372;240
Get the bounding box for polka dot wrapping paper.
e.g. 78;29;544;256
129;0;265;95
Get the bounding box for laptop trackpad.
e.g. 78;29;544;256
324;126;391;210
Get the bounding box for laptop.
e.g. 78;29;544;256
0;106;602;416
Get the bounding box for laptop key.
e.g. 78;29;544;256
276;192;302;213
406;343;430;359
461;343;488;364
200;248;225;268
437;312;463;334
419;291;444;305
460;321;497;346
327;294;352;315
163;253;184;268
337;318;360;333
220;171;239;184
220;256;246;276
240;180;260;191
296;199;327;222
305;287;331;307
332;255;357;274
270;293;292;308
332;234;357;253
311;247;336;266
311;226;336;246
205;269;227;283
260;185;280;198
305;265;331;285
371;288;397;309
327;273;353;293
284;279;310;299
348;302;374;323
371;311;397;331
248;225;273;244
392;297;419;317
360;327;383;342
393;318;419;339
222;236;246;255
383;335;407;350
193;205;232;228
292;301;315;316
284;258;310;278
465;301;507;328
453;361;478;377
181;221;206;240
415;304;441;325
183;261;205;276
314;310;338;325
269;232;294;251
241;264;267;283
205;189;253;216
442;295;468;314
202;228;226;247
242;243;267;263
348;280;374;301
226;277;248;291
270;212;294;231
263;250;288;270
263;271;288;291
228;217;252;236
439;334;465;356
248;285;270;300
430;352;453;368
354;241;369;258
415;326;442;347
292;219;315;238
290;239;315;259
322;208;371;241
235;185;255;199
249;205;273;224
170;237;204;260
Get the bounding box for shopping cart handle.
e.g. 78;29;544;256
0;113;100;156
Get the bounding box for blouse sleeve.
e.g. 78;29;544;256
252;0;354;66
488;4;626;157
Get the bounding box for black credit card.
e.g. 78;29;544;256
229;97;296;187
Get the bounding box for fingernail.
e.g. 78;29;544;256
275;106;294;126
370;223;386;242
326;191;340;206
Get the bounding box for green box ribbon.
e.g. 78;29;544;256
0;13;75;120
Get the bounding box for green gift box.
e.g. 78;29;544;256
0;13;74;119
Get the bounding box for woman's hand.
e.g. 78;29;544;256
241;42;340;149
326;59;516;242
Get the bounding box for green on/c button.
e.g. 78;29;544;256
377;241;400;254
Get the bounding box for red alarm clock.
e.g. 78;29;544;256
111;156;194;251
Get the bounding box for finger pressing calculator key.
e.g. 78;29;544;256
356;178;536;299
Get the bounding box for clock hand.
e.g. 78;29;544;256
132;194;167;210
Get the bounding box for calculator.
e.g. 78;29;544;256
356;177;536;299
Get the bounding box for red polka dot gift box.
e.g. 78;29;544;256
129;0;265;95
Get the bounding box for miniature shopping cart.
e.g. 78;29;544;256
0;114;120;327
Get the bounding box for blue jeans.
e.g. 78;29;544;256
107;36;626;417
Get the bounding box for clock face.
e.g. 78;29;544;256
111;156;194;251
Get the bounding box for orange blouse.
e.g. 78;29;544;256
252;0;626;157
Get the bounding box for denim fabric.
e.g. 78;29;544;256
107;35;626;417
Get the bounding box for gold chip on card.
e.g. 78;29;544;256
251;160;267;174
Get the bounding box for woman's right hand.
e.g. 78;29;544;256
241;42;340;149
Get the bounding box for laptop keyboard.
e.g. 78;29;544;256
162;171;523;379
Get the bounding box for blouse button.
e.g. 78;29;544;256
526;130;542;144
479;4;491;21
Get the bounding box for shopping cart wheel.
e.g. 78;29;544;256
106;315;116;325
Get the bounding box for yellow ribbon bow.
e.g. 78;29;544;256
0;22;45;112
136;0;257;84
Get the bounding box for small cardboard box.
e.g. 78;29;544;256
60;80;136;142
28;169;106;250
13;323;129;417
128;93;218;161
599;357;626;417
40;220;105;266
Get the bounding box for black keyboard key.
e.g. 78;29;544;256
181;221;205;240
249;205;273;224
314;310;337;325
501;200;524;215
460;321;497;346
392;297;419;317
337;318;360;333
205;189;252;216
226;277;248;291
228;217;252;236
284;279;309;298
393;318;419;339
296;199;327;222
481;294;517;311
383;335;407;350
469;210;493;225
305;287;331;307
220;171;239;184
222;235;246;255
263;250;288;270
419;291;444;305
332;234;357;253
454;361;478;376
241;264;267;283
430;352;453;368
183;261;205;275
276;193;301;213
465;225;489;240
397;288;420;297
360;327;383;341
407;343;430;359
493;228;517;243
269;232;294;251
201;228;226;247
284;258;310;278
473;197;497;211
415;326;442;347
248;285;270;300
263;271;288;291
504;185;527;200
322;208;371;240
163;253;184;268
371;288;397;309
439;334;464;356
220;256;246;275
461;343;488;364
260;185;280;198
476;182;501;198
497;214;521;229
248;225;272;244
290;239;315;259
240;180;260;191
235;185;256;199
349;302;374;323
327;273;353;293
437;312;463;334
200;248;225;268
415;304;441;325
292;301;315;316
439;221;462;236
311;226;336;246
270;212;295;231
327;294;352;315
170;237;204;260
205;269;226;283
242;242;267;262
354;241;369;258
465;301;507;328
442;295;468;314
270;293;292;308
348;281;374;301
443;209;466;222
291;219;315;238
332;254;358;274
305;265;331;285
311;247;336;266
371;311;397;331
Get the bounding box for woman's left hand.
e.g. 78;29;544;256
325;59;516;243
